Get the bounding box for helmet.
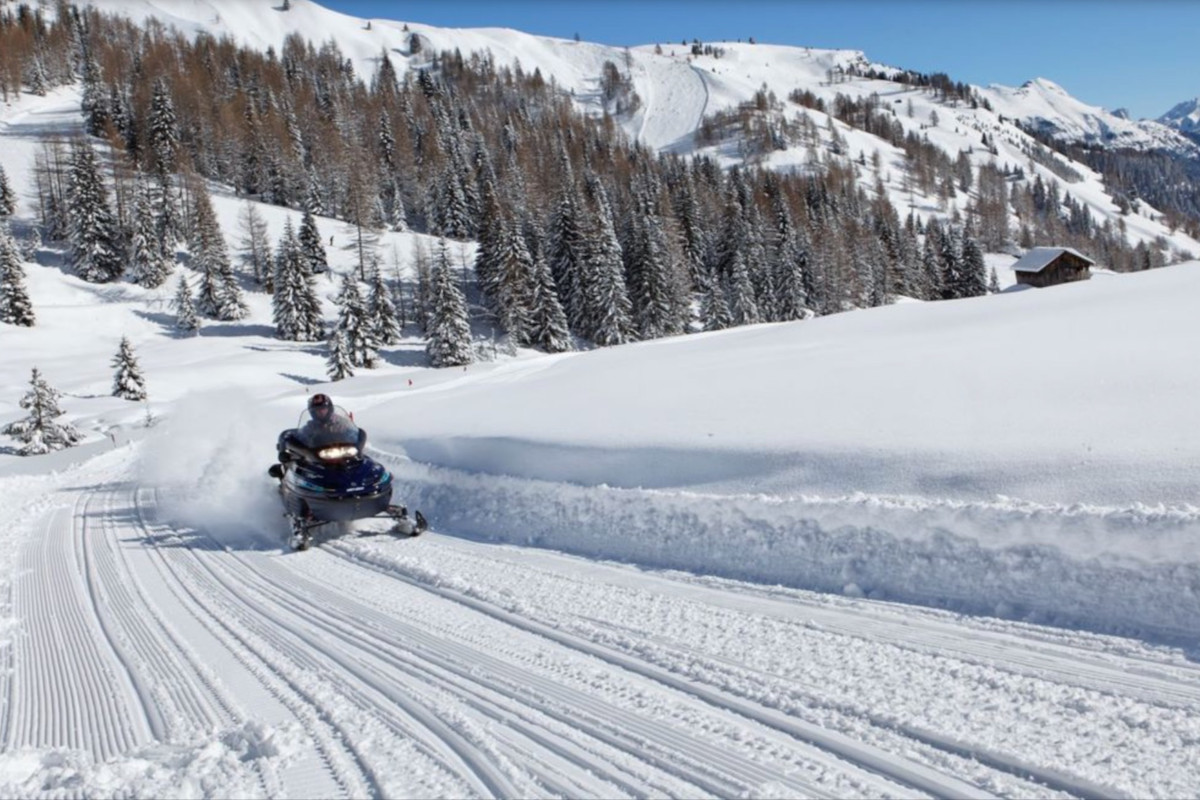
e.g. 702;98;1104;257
308;393;334;422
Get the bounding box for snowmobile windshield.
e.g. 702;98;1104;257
295;406;361;450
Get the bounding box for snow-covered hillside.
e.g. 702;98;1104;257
81;0;1200;262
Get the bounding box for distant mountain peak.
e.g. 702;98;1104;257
1160;97;1200;133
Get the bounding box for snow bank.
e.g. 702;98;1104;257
0;721;305;799
384;454;1200;642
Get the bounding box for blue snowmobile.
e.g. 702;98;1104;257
268;394;426;551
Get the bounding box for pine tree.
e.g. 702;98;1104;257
988;267;1001;294
111;336;147;401
67;141;122;283
526;239;571;353
366;259;401;346
171;274;200;335
325;328;354;381
3;368;82;455
426;237;474;367
334;274;377;368
0;225;35;327
0;165;15;218
128;179;172;288
272;219;324;341
297;207;328;274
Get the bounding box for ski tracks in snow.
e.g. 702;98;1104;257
4;470;1200;797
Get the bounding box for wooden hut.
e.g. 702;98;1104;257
1011;247;1095;288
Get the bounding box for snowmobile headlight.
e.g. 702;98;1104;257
317;445;359;461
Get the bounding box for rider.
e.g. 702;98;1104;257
270;393;365;477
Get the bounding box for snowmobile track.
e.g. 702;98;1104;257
134;489;912;798
323;540;998;800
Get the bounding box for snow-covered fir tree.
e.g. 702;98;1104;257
334;274;377;368
526;239;572;353
988;267;1001;294
0;165;15;218
3;368;82;455
0;225;35;327
128;179;172;288
111;336;147;401
546;180;587;333
426;237;474;367
728;250;761;326
148;77;180;177
699;270;732;332
188;178;247;320
171;274;200;335
492;218;535;344
960;234;989;298
272;219;324;341
325;328;354;381
367;258;401;346
297;208;328;274
579;184;633;346
67;141;122;283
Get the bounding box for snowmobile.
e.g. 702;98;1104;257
268;401;427;551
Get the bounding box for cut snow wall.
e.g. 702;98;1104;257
385;455;1200;643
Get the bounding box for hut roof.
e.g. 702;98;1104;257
1011;247;1095;273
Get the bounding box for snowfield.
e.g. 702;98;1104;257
1;2;1200;798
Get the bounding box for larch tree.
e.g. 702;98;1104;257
0;224;35;327
238;202;273;290
426;237;474;367
111;336;147;401
3;368;82;455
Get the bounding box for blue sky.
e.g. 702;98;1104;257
322;1;1198;121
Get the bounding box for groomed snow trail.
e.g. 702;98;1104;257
1;446;1198;798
